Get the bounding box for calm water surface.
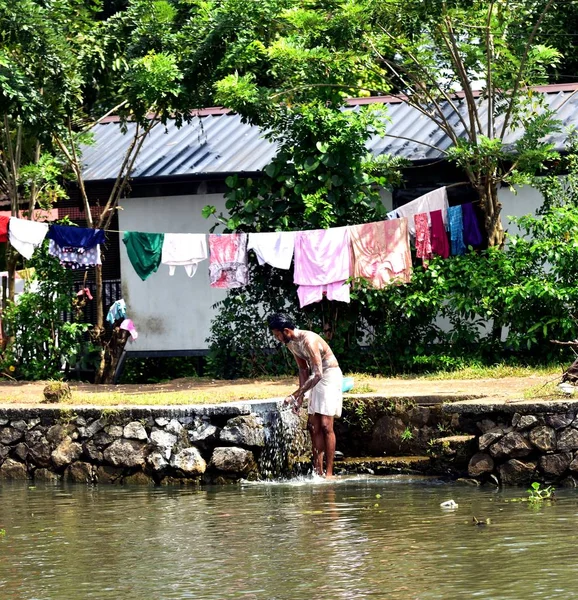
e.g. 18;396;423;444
1;476;578;600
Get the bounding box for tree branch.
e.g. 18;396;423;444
499;0;556;138
376;28;472;140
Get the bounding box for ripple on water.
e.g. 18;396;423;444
2;480;578;599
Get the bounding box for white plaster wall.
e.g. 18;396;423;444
118;193;227;352
499;184;544;238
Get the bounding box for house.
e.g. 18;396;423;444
75;83;578;358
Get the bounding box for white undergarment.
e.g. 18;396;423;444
161;233;207;277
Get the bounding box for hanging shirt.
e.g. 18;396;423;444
293;227;350;308
430;209;450;259
447;205;466;255
247;231;295;270
414;213;432;266
349;219;412;288
123;231;164;281
395;187;449;235
0;216;9;243
47;225;105;249
48;240;101;270
9;217;49;259
107;299;127;325
208;233;248;289
161;233;208;277
462;203;484;248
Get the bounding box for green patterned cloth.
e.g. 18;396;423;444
123;231;165;281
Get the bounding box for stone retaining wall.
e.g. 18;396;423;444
0;401;308;485
444;400;578;486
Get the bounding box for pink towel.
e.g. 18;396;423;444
430;209;450;259
349;219;412;288
414;213;432;266
293;227;350;307
208;233;248;288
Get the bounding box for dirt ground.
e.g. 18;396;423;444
0;373;557;406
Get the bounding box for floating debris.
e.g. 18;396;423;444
440;499;458;509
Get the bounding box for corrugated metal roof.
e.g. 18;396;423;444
81;84;578;181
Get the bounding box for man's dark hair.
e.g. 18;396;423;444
267;313;296;331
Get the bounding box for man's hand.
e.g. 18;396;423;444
283;394;302;415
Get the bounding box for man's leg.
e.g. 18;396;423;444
308;414;325;475
319;415;336;477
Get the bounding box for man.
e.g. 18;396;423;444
267;313;343;478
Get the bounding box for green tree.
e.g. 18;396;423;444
213;0;567;247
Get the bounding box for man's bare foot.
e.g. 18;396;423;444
324;474;335;480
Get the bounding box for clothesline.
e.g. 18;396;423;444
3;186;485;308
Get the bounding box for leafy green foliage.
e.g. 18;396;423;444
527;481;555;503
1;241;90;380
204;101;402;378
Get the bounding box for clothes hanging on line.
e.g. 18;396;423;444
293;227;350;307
48;240;101;270
430;209;450;258
123;231;165;281
447;205;466;255
395;187;449;235
414;213;432;266
208;233;249;288
9;217;49;259
247;231;295;270
297;281;350;308
106;299;127;324
120;318;138;340
0;216;9;243
462;203;484;248
349;219;412;288
161;233;208;277
47;224;105;249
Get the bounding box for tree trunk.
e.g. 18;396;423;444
480;181;504;248
93;263;107;383
98;325;130;384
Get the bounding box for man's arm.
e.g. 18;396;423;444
291;338;323;403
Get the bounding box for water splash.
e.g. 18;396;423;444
259;404;310;479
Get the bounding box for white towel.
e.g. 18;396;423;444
394;187;449;235
161;233;207;277
307;367;343;418
247;231;295;270
9;217;49;259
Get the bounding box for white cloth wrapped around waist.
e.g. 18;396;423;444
306;367;343;418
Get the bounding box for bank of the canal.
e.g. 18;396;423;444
1;385;577;485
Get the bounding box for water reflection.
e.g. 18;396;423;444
1;478;578;599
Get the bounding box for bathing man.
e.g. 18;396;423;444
267;313;343;478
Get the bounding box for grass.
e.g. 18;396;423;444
62;389;286;406
0;363;565;406
403;363;561;380
523;381;569;400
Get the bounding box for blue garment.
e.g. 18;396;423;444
106;299;127;325
447;205;466;255
47;224;106;249
461;203;484;248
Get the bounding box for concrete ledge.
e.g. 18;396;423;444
442;398;578;415
0;398;285;421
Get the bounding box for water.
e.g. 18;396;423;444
1;477;578;599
